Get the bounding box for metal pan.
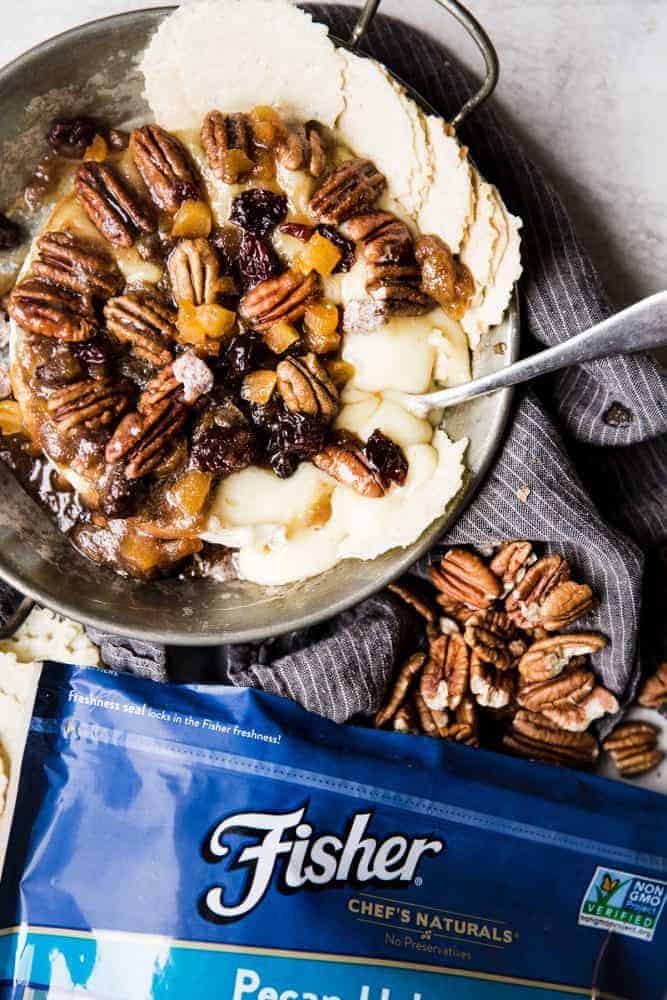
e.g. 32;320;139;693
0;1;519;644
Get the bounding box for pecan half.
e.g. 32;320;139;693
46;376;131;432
130;125;200;213
420;632;469;711
413;691;450;739
310;159;386;224
276;353;338;421
388;579;438;623
463;610;518;671
447;697;479;746
277;121;327;177
341;211;413;264
469;651;515;709
312;437;385;498
517;665;595;714
9;278;95;341
489;541;535;594
366;262;433;317
638;661;667;709
429;549;502;610
138;363;183;413
539;685;619;732
239;269;319;331
537;581;594;631
393;702;420;735
603;721;664;777
375;652;425;728
33;231;122;300
505;554;570;628
518;633;607;683
414;233;474;320
105;397;188;479
201;111;253;183
104;293;176;367
75;162;154;247
167;238;220;306
503;710;599;769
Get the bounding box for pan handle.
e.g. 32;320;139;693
349;0;499;126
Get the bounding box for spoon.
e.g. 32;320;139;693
400;291;667;417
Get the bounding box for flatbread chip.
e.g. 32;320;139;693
0;607;100;666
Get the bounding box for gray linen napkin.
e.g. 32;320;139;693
3;8;666;720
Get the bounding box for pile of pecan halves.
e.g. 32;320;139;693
376;542;666;778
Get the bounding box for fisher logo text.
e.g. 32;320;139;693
578;866;667;941
200;807;444;922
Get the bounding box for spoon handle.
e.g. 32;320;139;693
403;291;667;415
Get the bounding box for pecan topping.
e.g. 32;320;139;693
537;580;594;630
505;554;570;628
366;263;433;317
277;122;327;177
276;353;338;421
420;632;469;711
46;376;131;432
167;238;220;306
518;633;607;683
375;652;425;728
312;437;385;498
413;691;450;739
429;549;502;610
414;233;474;320
130;125;200;214
105;398;188;480
201;111;253;183
104;293;176;367
239;269;320;331
392;702;420;735
603;721;664;777
341;211;413;265
489;541;535;594
470;652;515;709
138;364;183;413
75;162;154;247
309;159;386;224
9;279;95;341
503;711;599;769
638;661;667;710
33;231;122;300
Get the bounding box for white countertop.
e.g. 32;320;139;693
2;0;665;307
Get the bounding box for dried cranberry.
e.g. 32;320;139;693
191;402;256;476
266;407;326;479
237;232;281;292
280;222;315;241
34;345;84;387
0;213;21;251
230;188;287;237
98;466;141;519
191;424;256;475
209;226;240;273
365;429;408;487
317;225;356;273
47;117;97;159
221;333;264;382
72;337;111;366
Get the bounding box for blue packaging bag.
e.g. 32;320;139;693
1;662;666;999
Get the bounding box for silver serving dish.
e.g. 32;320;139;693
0;1;519;644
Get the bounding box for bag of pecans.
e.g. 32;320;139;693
0;661;666;998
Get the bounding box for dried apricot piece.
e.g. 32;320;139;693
0;400;24;436
168;469;213;518
303;301;340;353
172;200;212;238
295;232;341;277
264;320;300;354
241;370;278;405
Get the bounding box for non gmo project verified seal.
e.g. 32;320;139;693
578;867;667;942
